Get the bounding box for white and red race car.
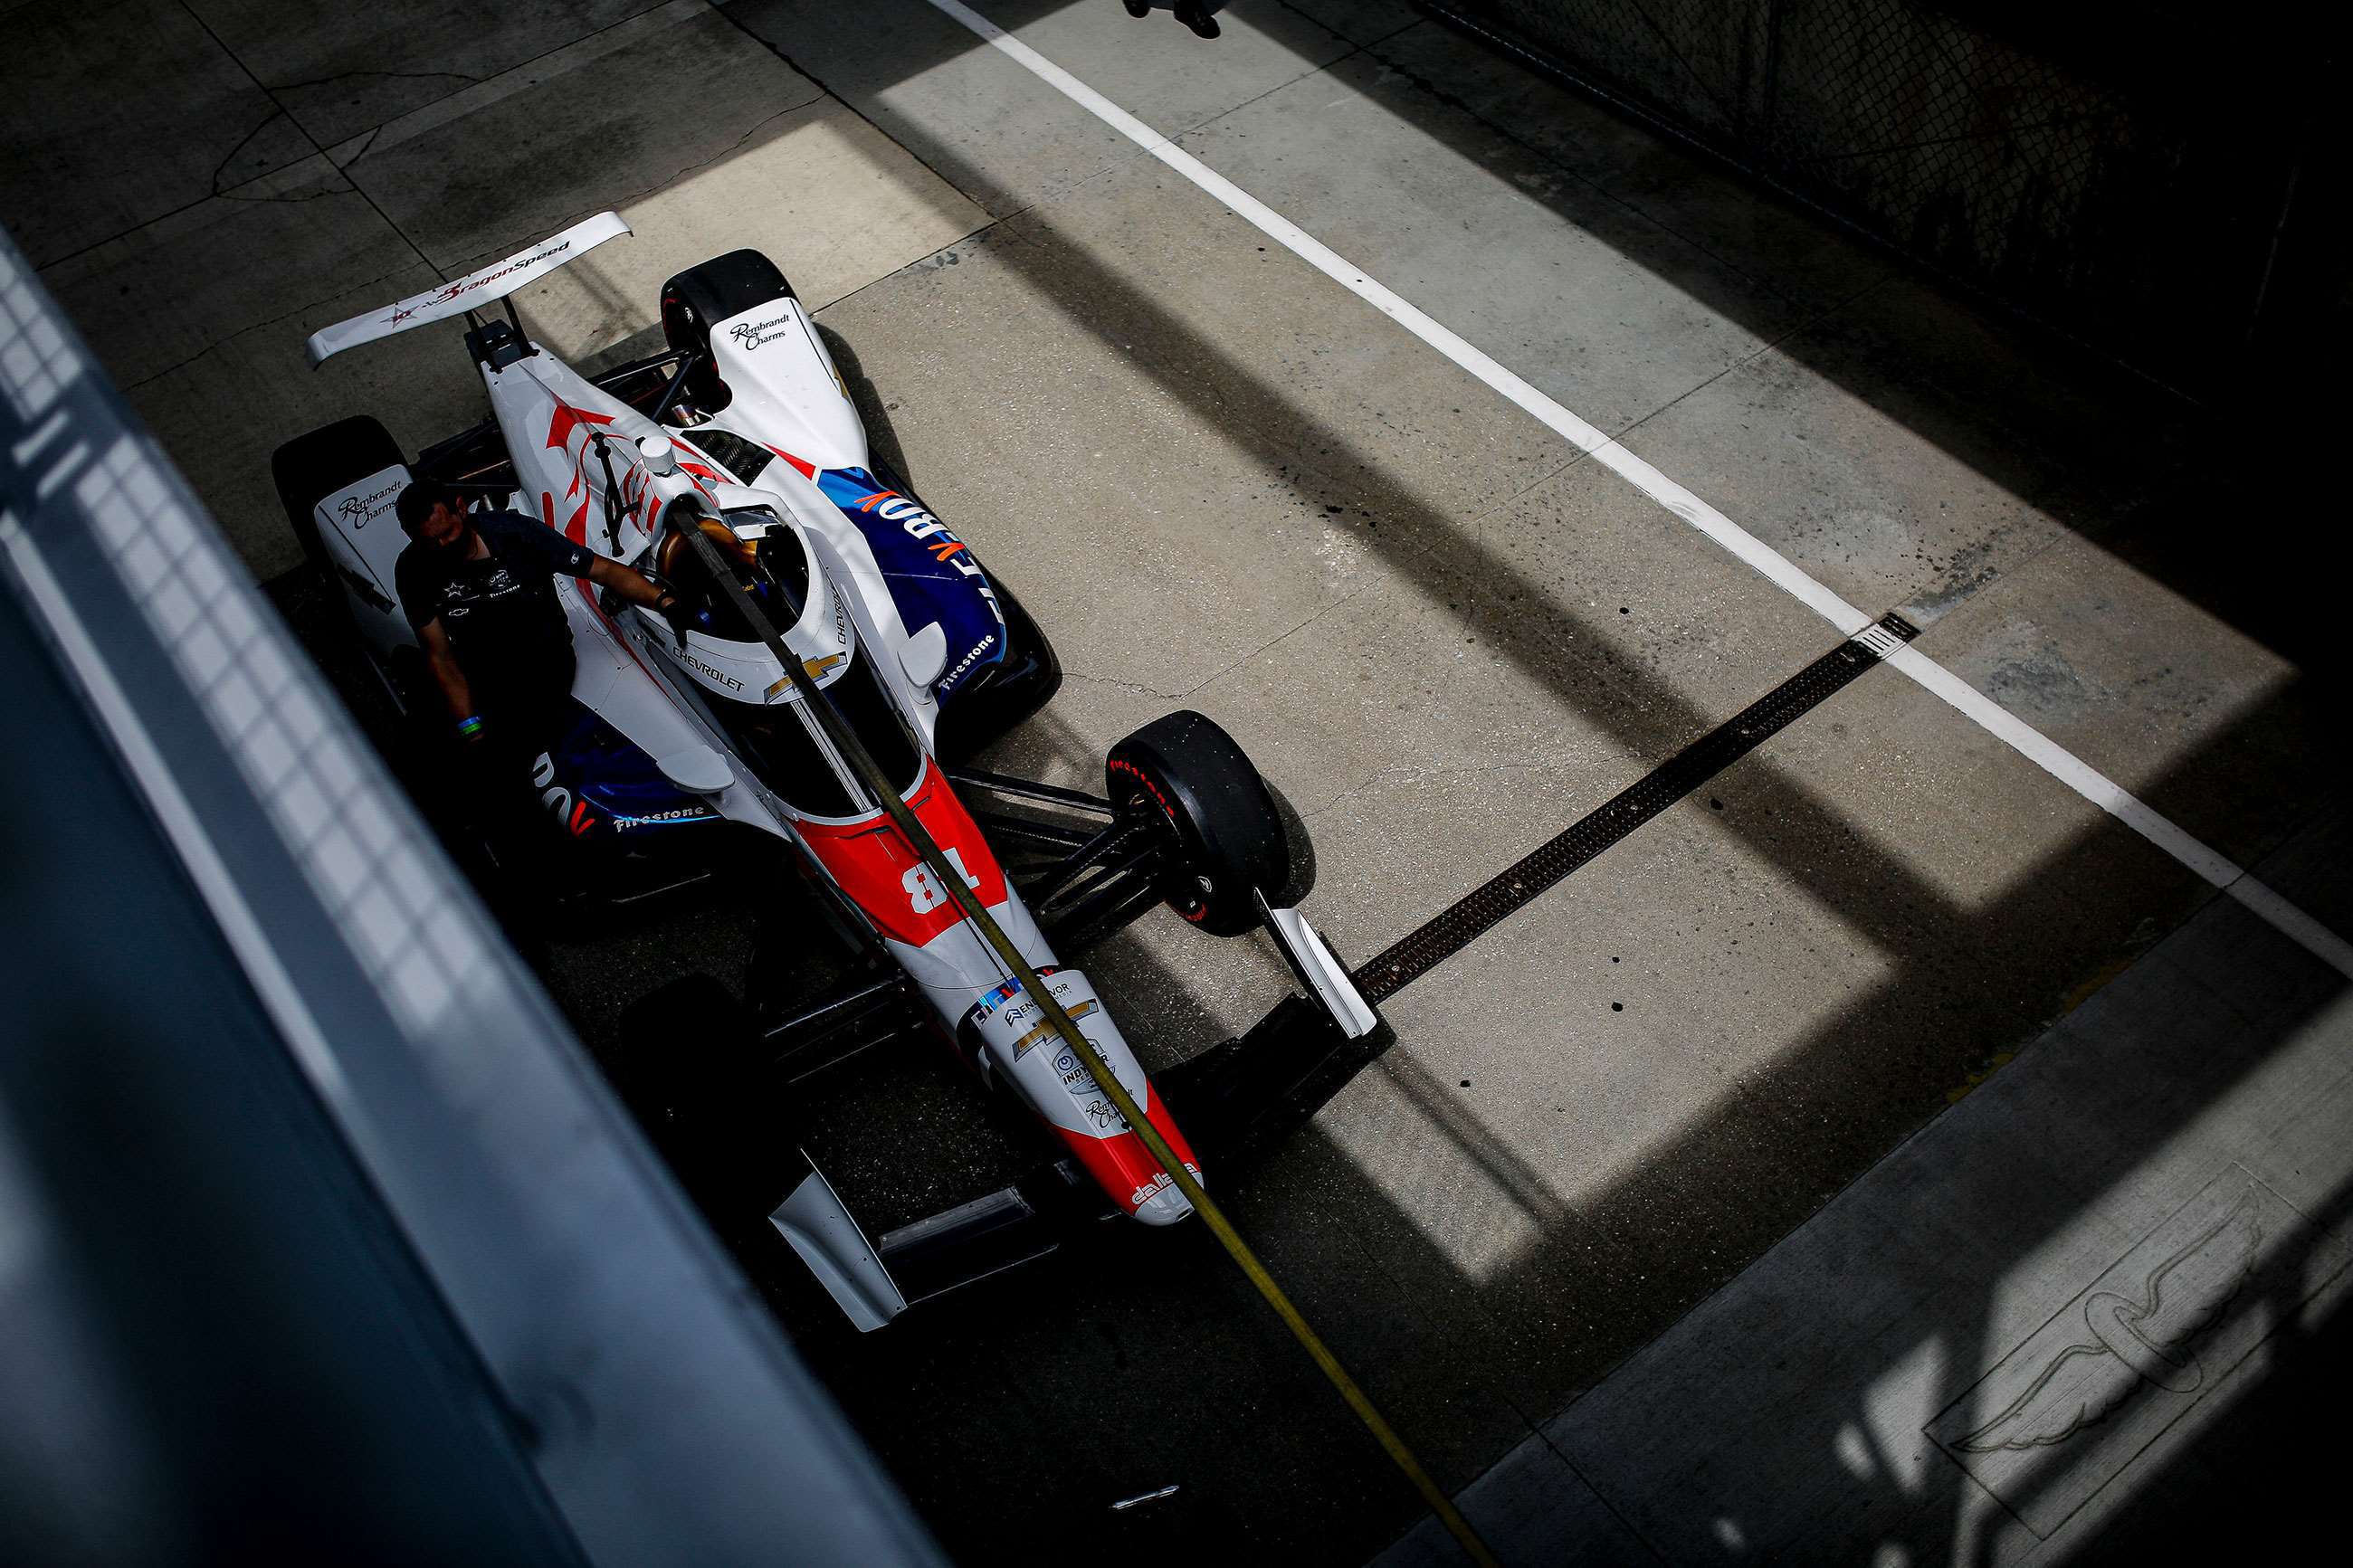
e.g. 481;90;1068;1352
275;213;1385;1328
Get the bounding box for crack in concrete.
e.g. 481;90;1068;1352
1300;756;1594;822
583;97;816;223
213;180;353;209
116;261;426;391
171;0;447;286
206;106;291;195
335;127;383;169
264;66;484;94
1175;575;1379;699
1060;668;1189;701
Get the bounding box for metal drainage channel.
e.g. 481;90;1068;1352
1358;613;1920;1003
682;492;1912;1568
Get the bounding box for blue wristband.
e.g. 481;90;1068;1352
456;714;487;740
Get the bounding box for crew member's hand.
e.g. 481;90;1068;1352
654;590;693;650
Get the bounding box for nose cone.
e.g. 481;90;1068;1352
1132;1180;1196;1226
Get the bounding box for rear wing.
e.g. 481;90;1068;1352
306;211;632;366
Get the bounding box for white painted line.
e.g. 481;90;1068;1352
1882;647;2239;888
920;0;2353;980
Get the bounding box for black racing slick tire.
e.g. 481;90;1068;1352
659;250;795;413
271;414;405;576
614;974;802;1221
1107;710;1293;937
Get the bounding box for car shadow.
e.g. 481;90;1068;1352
234;6;2349;1562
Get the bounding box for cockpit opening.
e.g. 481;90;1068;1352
654;498;922;820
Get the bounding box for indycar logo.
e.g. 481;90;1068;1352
728;314;796;351
335;478;402;529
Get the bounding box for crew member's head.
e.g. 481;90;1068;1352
395;480;472;556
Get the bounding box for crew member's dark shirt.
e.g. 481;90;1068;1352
394;508;595;672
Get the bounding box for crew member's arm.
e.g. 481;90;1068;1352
493;509;687;637
417;616;481;738
586;553;672;611
586;552;693;644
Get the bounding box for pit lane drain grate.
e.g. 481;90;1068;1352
1354;613;1920;1004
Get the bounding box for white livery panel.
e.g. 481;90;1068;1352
703;298;868;474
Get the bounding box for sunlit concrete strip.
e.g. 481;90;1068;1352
919;0;2352;981
1373;855;2353;1563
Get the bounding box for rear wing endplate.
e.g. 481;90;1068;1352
306;210;632;367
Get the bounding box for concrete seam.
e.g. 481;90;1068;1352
1351;20;1825;312
114;263;429;392
1269;0;1427;51
1547;271;1896;473
1525;1421;1678;1566
174;0;445;286
806;215;1015;318
1177;574;1382;701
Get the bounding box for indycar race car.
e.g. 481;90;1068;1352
276;213;1389;1328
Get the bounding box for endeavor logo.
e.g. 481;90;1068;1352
336;478;402;529
728;314;795;351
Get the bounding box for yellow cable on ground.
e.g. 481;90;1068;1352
675;518;1500;1568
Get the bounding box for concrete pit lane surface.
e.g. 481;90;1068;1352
11;2;2348;1563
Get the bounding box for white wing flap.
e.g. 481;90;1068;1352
305;211;632;366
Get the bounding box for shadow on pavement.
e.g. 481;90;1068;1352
241;5;2350;1563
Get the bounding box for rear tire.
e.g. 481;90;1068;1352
1107;710;1294;937
270;414;404;576
660;250;795;413
614;974;799;1221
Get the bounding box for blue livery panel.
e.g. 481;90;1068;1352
541;708;721;837
814;468;1008;703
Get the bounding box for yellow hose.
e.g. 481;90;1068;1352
675;519;1500;1567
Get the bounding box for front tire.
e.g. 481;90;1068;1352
271;414;404;577
659;250;795;413
1107;710;1295;937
